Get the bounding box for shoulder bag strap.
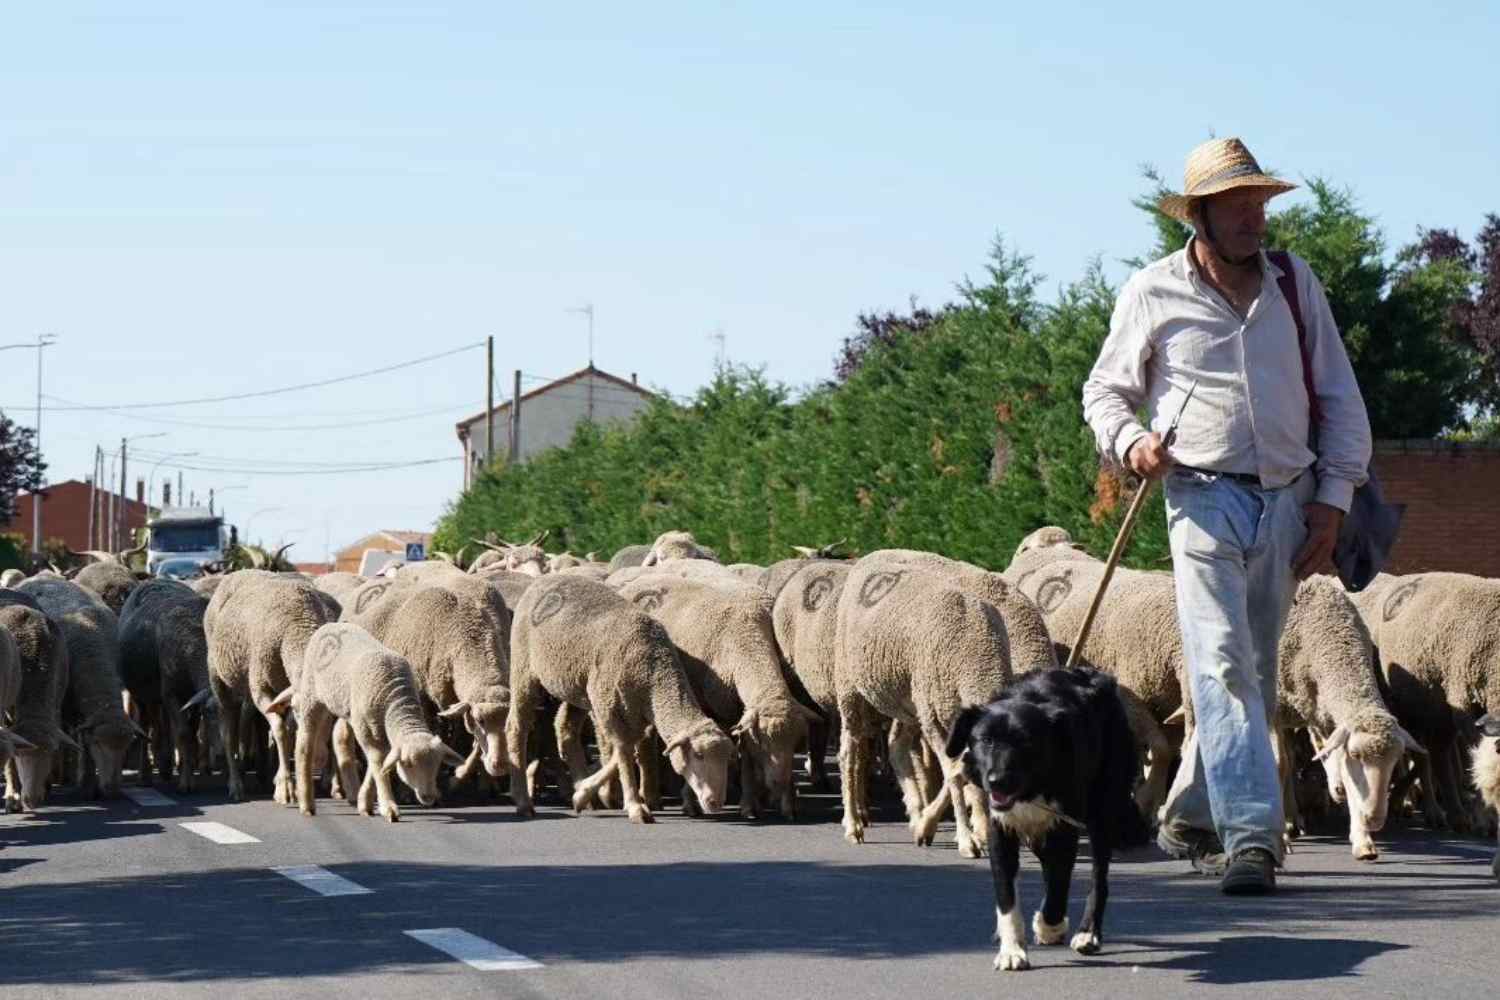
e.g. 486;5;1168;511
1268;250;1322;427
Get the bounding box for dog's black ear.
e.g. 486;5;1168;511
945;705;986;759
1480;714;1500;738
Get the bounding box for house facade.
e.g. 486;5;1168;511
332;529;434;574
4;479;152;553
455;365;655;487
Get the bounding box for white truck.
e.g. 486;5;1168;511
146;507;228;578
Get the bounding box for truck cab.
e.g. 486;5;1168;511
146;507;227;577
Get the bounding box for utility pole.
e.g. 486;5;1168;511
178;470;184;509
509;369;521;463
118;438;128;550
87;455;97;551
29;334;56;556
485;335;495;467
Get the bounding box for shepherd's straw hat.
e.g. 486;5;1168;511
1158;138;1296;222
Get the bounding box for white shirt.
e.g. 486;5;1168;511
1081;240;1372;512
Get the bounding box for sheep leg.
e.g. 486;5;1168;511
213;679;248;803
331;718;360;806
593;713;622;809
636;729;661;811
572;757;621;814
918;735;943;807
165;693;195;795
919;733;984;859
294;704;333;817
805;719;831;793
1416;748;1449;830
554;704;590;806
738;741;760;820
361;738;400;822
505;670;541;818
1434;739;1473;835
606;730;653;825
5;758;20;812
837;692;874;845
885;721;928;835
263;707;295;807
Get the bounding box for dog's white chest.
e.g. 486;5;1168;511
991;799;1063;844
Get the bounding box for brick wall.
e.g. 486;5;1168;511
1372;440;1500;577
4;480;151;552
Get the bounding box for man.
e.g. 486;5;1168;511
1082;137;1372;895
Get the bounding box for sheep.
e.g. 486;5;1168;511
397;560;468;587
559;563;611;582
547;552;587;573
505;574;735;823
314;572;366;604
18;575;142;798
640;530;719;566
1279;575;1426;860
1;569;27;588
469;532;549;576
762;544;850;601
834;556;1016;857
351;574;511;784
203;570;339;803
267;623;463;820
118;580;214;793
73;560;141;615
1472;715;1499;880
0;589;73;811
607;559;740;590
1352;572;1500;834
725;564;768;586
190;574;226;600
472;569;537;610
618;573;819;818
771;562;851;791
608;544;652;572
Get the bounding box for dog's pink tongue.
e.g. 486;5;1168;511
990;792;1016;810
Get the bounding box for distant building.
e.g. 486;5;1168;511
4;479;152;553
294;562;333;577
332;529;433;574
455;365;655;488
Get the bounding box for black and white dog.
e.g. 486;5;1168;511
946;667;1149;971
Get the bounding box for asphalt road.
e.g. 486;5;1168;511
2;777;1496;1000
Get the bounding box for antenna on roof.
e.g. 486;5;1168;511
567;303;595;367
709;326;727;370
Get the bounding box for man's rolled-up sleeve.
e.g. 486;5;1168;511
1082;282;1153;468
1297;259;1372;512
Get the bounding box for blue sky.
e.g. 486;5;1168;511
3;3;1496;559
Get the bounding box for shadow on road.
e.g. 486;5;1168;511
0;841;1493;988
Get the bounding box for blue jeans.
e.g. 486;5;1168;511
1160;467;1313;862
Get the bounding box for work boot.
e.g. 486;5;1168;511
1152;827;1224;869
1220;848;1277;895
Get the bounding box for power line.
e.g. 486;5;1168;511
10;341;484;412
144;456;462;477
44;398;474;432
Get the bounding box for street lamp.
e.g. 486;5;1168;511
106;432;168;549
2;335;57;555
147;452;200;510
244;506;284;545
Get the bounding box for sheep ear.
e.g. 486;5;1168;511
51;726;82;752
790;545;817;558
1312;726;1350;762
437;701;471;720
181;689;214;715
664;731;693;754
1162;705;1186;726
1397;726;1428;755
944;705;986;760
0;728;36;751
438;741;466;767
1479;714;1500;739
730;708;759;740
128;718;150;741
266;688;295;716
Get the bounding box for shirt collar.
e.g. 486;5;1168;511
1181;236;1281;286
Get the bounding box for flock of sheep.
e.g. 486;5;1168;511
1;527;1496;882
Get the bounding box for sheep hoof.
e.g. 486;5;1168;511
1353;844;1378;862
843;826;865;845
628;805;655;824
516;803;537;819
959;839;985;859
1070;931;1101;956
300;805;315;817
383;806;400;823
570;789;593;814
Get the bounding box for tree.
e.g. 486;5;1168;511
0;409;44;526
831;299;956;384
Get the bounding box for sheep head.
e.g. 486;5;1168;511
1012;526;1075;560
643;530;717;567
78;709;145;799
382;732;464;807
731;695;821;813
438;694;511;778
665;720;735;814
1315;711;1425;837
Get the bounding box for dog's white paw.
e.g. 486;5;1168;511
993;944;1031;971
1070;931;1101;956
1032;912;1069;946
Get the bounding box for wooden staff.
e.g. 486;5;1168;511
1065;381;1198;669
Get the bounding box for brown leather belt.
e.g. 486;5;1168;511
1177;465;1262;487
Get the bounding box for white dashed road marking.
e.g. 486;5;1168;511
180;821;260;845
273;865;373;897
122;787;176;807
403;928;543;971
